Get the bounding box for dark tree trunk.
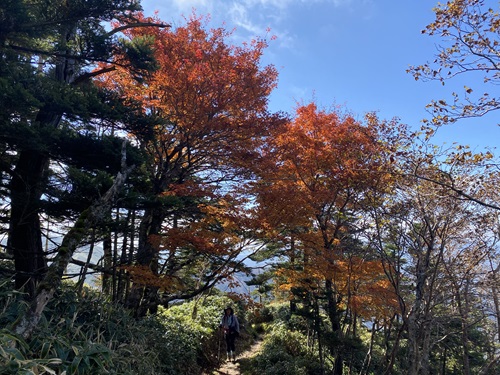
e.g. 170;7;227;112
8;149;49;297
383;317;404;375
290;235;297;313
137;207;163;269
101;208;114;296
77;228;97;295
126;206;164;316
334;355;343;375
487;258;500;345
102;232;113;295
325;278;343;375
314;298;325;375
325;279;341;331
8;23;75;298
115;209;132;303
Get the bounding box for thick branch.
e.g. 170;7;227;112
105;22;170;38
73;66;116;85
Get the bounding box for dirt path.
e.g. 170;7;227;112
209;336;264;375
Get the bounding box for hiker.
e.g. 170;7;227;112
219;306;240;362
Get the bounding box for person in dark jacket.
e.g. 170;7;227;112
219;306;240;362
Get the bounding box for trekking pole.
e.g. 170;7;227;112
217;328;222;364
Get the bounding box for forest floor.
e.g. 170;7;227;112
207;335;264;375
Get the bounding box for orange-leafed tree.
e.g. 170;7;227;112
97;13;283;315
255;103;395;373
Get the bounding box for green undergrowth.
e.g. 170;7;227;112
241;302;326;375
0;279;252;374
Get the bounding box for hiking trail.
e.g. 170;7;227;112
208;335;264;375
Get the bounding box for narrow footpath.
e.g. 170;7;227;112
209;336;264;375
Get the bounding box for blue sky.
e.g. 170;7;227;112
141;0;500;151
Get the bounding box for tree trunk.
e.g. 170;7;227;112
8;24;76;298
492;281;500;345
8;149;49;297
116;209;132;303
76;227;96;295
487;257;500;344
290;235;297;313
420;325;431;375
459;280;471;375
102;228;112;295
406;234;436;375
325;278;343;375
441;347;447;375
383;321;404;375
325;278;340;331
314;297;325;375
125;206;164;316
334;355;343;375
112;211;119;301
137;207;163;269
407;310;433;375
360;320;377;375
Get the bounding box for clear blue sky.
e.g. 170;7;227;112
142;0;500;151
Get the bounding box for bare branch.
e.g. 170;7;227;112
105;22;170;38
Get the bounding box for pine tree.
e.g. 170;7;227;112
0;0;165;298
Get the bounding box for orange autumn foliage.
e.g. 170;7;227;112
95;12;283;296
120;265;184;292
256;102;397;320
98;12;281;178
276;256;399;321
256;103;391;233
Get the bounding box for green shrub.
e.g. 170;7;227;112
248;306;273;325
267;302;292;323
156;295;235;374
247;322;325;375
0;329;63;375
0;279;255;375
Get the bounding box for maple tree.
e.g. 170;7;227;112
97;13;282;314
254;103;396;374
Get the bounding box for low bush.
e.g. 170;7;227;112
0;280;246;375
0;282;170;374
246;321;325;375
155;294;256;373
